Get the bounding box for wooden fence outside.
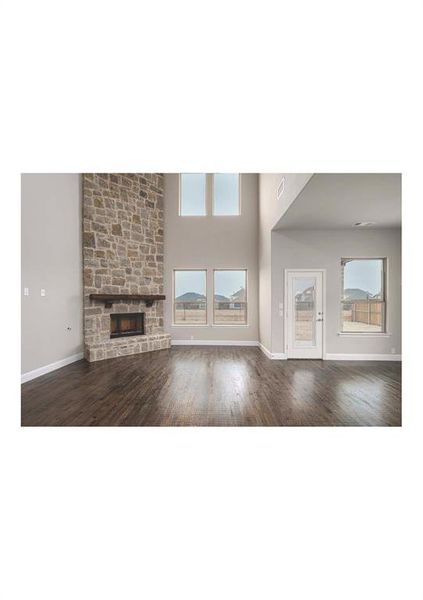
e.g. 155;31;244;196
342;300;384;327
174;301;247;324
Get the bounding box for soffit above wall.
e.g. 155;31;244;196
275;173;401;230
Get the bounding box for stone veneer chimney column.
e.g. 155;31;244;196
82;173;171;362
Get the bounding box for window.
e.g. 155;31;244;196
174;270;207;325
179;174;206;216
341;258;386;333
179;174;241;216
214;270;247;325
213;173;240;215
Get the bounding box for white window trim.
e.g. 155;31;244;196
212;173;241;216
172;269;208;326
171;268;250;327
339;256;388;335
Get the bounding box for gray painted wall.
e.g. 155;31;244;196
271;228;401;355
21;174;83;374
164;174;259;342
258;174;312;350
21;173;401;372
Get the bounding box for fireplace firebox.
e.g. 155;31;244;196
110;313;145;338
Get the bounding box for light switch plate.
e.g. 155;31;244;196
24;287;29;296
41;289;46;296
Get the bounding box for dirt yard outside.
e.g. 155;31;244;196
174;307;247;324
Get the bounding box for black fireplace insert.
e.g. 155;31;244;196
110;312;145;338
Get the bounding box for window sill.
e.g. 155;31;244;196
172;323;208;327
338;332;391;338
211;324;249;328
172;324;250;328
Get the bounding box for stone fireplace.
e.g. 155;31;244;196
82;173;171;362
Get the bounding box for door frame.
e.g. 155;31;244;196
284;268;327;359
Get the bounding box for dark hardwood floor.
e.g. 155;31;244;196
21;347;401;426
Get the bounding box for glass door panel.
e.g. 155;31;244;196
294;277;316;346
286;270;324;359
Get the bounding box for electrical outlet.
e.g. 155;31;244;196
41;289;46;297
190;335;194;340
391;347;396;354
24;287;29;296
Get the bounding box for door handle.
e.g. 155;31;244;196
316;318;323;321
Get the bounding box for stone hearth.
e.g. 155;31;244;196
82;173;171;362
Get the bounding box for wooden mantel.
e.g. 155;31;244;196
89;294;166;308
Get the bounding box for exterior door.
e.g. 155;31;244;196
286;270;324;359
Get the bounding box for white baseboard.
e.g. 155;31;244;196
324;353;402;361
21;352;84;384
259;343;287;360
171;340;259;347
271;352;288;360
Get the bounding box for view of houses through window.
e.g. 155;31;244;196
214;269;247;324
173;269;247;325
174;270;207;324
341;258;386;333
294;278;316;342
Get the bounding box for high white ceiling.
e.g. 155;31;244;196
275;174;401;230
